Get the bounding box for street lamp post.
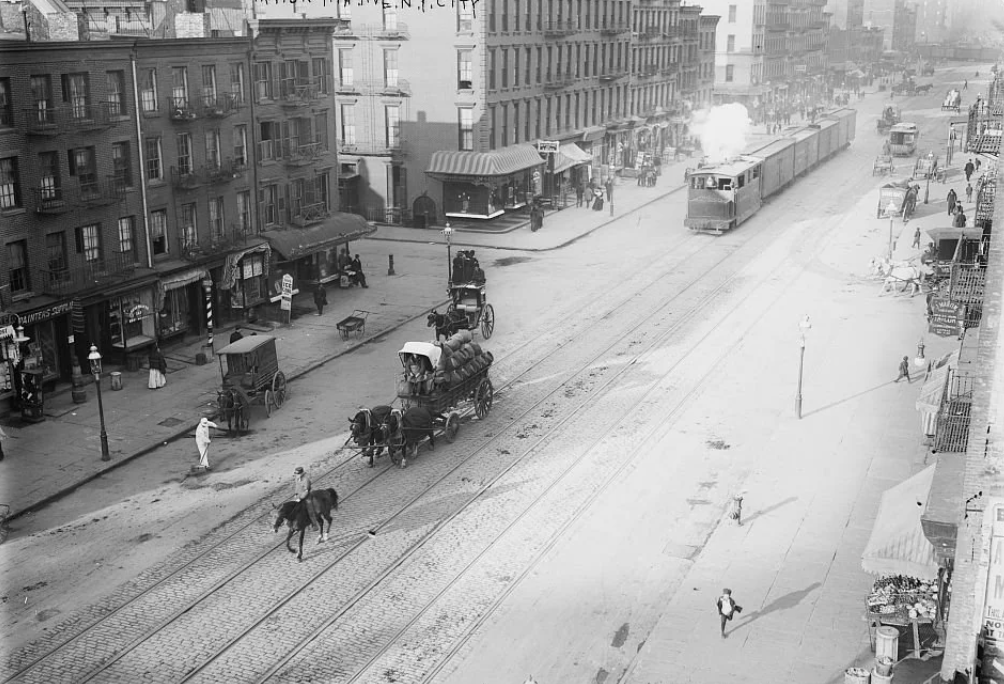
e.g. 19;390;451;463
795;315;812;419
884;200;899;260
442;222;454;291
87;345;110;461
915;337;927;368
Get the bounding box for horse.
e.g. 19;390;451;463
216;389;244;433
273;488;339;562
869;256;913;277
427;310;465;341
882;265;923;296
349;406;393;467
385;407;436;468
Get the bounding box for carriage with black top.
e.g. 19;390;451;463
447;250;495;339
215;335;288;434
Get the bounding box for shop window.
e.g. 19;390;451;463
7;240;28;294
241;254;266;304
109;291;155;349
159;288;192;337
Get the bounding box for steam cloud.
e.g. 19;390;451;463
690;103;753;164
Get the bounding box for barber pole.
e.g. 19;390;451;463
202;278;214;356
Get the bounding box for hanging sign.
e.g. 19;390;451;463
980;504;1004;684
536;140;559;154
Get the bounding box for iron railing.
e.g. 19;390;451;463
39;250;136;297
176;224;250;262
338;140;407;156
79;176;126;205
279;79;322;107
168;96;199;121
291;201;330;227
32;185;73;214
170;165;204;189
201;92;243;118
24;102;123;135
282;142;324;167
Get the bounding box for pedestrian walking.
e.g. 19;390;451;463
229;326;244;344
896;356;911;383
575;182;584;207
716;588;743;638
954;208;968;228
293;466;320;531
591;187;604;211
350;255;369;288
966;183;974;203
604;177;614;203
195;417;218;470
965;159;975;182
912;226;922;249
947;188;957;216
975;158;982;172
313;284;327;316
147;345;167;390
964;79;968;91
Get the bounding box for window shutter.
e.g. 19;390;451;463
67;149;77;176
278;184;287;222
61;74;69;102
75;226;83;253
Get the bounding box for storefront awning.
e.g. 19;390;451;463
551;143;593;174
916;350;959;435
581;126;606;143
426;144;544;181
921;454;965;558
861;465;940;580
161;267;209;294
220;240;271;291
262;214;376;261
926;226;984;243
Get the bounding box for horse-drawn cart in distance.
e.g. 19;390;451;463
889;123;920;156
877;104;902;134
913;151;940;179
449;282;495;339
216;335;288;434
873;155;895;175
942;89;962;112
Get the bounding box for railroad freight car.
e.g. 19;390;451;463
685;108;857;235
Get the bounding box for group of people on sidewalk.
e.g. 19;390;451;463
573;177;615;212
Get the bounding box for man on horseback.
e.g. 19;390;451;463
293;467;320;531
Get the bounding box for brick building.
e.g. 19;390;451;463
692;12;720;111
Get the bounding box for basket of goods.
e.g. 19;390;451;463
434;330;494;390
866;575;939;621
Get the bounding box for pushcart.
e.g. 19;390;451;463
336;310;371;340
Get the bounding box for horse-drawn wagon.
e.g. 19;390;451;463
877;105;901;134
428;250;496;340
873;155;895;175
216;335;288;433
888;123;920;156
913;151;940;179
942;90;962;112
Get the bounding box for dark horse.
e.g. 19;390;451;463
349;406;393;467
427;310;466;341
385;407;436;468
273;488;339;562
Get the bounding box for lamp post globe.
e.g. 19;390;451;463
796;315;812;419
88;345;111;461
443;222;454;287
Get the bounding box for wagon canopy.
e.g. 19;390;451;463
218;335;277;355
399;341;442;369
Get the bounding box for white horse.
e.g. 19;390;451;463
869;256;913;277
882;265;923;295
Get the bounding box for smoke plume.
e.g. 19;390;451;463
690;103;753;164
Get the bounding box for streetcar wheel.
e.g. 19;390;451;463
445;412;460;443
264;389;273;417
272;372;287;408
475;378;494;419
481;304;495;339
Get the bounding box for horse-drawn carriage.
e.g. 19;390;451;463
888;123;920;156
877;179;920;222
429;250;496;339
216;335;288;433
877;104;902;134
913;151;940;179
942;90;962;112
873;155;895;175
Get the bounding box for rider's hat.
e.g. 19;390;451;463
294;466;304;474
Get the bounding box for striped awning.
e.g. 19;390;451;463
552;143;593;174
426;144;544;180
861;465;939;580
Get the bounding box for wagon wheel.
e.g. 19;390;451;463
480;304;495;339
264;389;274;418
272;371;287;408
474;378;494;419
445;411;461;443
231;388;251;434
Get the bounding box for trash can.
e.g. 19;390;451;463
844;667;870;684
110;372;123;391
871;669;892;684
876;626;900;663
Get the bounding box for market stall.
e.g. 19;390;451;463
865;575;941;659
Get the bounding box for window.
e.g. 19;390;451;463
176;133;193;175
524;98;531;141
112;141;132;187
383;4;397;29
0;78;11;127
513;101;520;143
458;0;474;31
312;57;330;94
145;137;163;181
150;209;168;254
314;111;329;150
384;49;399;88
385;105;400;148
340;104;356;144
233;125;247;166
259;184;279;226
338;49;354;87
458;50;473;89
205;128;221;168
489;49;496;89
315;171;330;209
536;47;542;83
0;157;21;210
171;67;188;108
117;217;135;259
237;190;252;234
209;197;224;239
63;73;90;120
66;149;96;191
106;71;126;116
725;64;734;82
514;49;520;87
501;104;508;148
201;65;217;107
728;4;736;22
489;0;496;31
458;107;474;150
46;232;67;277
525;47;532;84
502;49;509;87
7;241;28;294
140;69;158;112
259;121;277;160
489;105;496;149
181;203;197;246
254;62;273;101
78;223;101;263
727;34;735;52
38;151;59;201
230;62;246;104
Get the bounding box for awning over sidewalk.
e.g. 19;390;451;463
426;144;543;181
581;125;606;143
551;143;593;174
921;454;965;559
916;350;959;436
262;214;375;261
861;465;940;580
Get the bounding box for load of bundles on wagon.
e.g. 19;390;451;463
398;330;494;397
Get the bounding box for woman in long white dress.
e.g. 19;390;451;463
148;346;167;389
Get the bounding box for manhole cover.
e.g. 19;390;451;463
158;417;184;427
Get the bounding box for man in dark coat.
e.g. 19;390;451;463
605;177;614;202
230;327;244;344
575;181;584;207
313;284;327;316
350;254;369;288
965;159;975;182
947;188;957;216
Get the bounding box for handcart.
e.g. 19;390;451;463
873;155;895;175
336;310;371;340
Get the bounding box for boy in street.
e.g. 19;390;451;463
716;588;743;638
896;356;911;383
912;226;922;249
313;284;327;316
967;183;974;203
